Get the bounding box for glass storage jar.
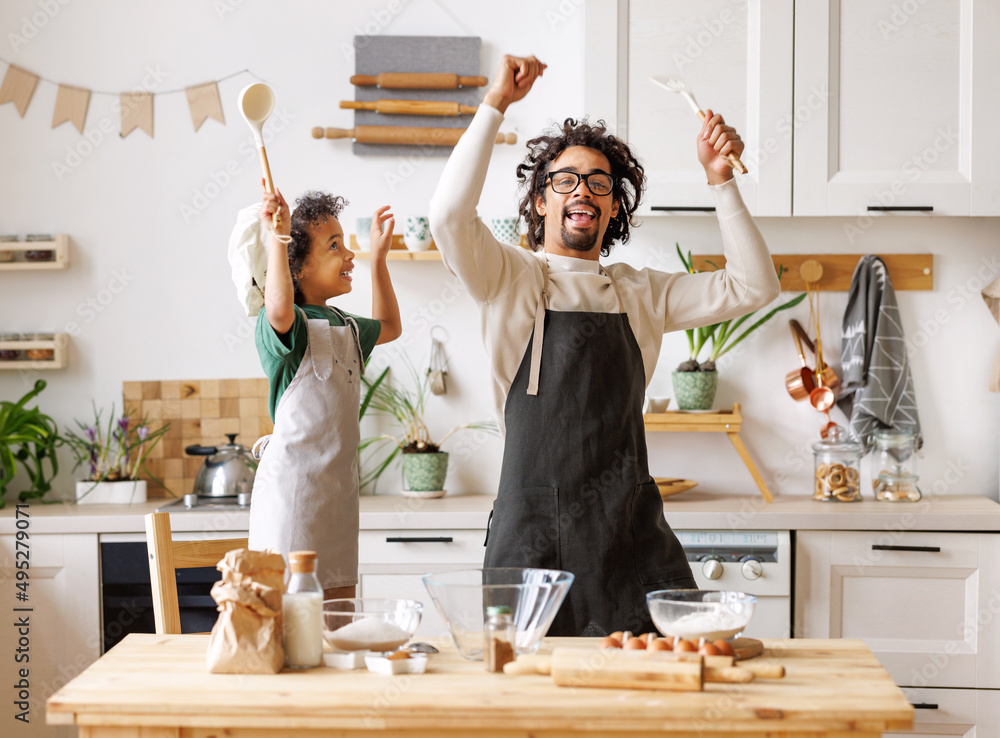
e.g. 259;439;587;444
26;333;55;361
0;234;17;263
872;430;921;501
24;234;53;261
0;332;20;361
812;425;863;502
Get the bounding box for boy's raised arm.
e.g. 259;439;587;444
261;186;295;334
370;206;402;345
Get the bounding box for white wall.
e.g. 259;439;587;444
0;0;997;504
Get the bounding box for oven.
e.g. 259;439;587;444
676;530;792;640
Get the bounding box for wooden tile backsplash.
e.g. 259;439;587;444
123;379;273;498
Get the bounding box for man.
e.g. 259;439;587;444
429;55;780;636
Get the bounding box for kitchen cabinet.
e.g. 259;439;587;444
357;528;486;640
585;0;1000;216
888;687;1000;738
0;531;99;738
796;530;1000;736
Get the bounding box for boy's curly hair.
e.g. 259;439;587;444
516;118;645;257
287;191;348;305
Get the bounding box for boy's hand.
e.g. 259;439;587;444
697;109;743;185
483;55;546;115
259;179;290;237
370;205;395;260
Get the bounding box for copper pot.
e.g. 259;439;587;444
785;320;839;401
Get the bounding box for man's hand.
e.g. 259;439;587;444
483;55;547;115
696;109;743;185
259;180;290;237
370;205;395;261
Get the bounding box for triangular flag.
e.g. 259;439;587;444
185;81;224;132
52;84;91;133
0;64;40;117
120;92;153;138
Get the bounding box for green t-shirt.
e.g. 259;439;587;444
256;305;381;420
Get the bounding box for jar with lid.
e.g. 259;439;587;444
26;332;55;361
0;234;16;263
484;605;515;672
0;332;20;361
24;234;53;261
812;425;863;502
872;430;921;501
283;550;323;669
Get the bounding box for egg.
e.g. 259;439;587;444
699;643;721;656
623;637;647;650
599;636;622;649
648;638;671;651
674;639;697;652
662;635;675;649
713;639;735;657
610;631;624;642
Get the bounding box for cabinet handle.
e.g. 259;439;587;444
866;206;933;212
871;544;941;553
910;702;939;710
651;206;716;212
385;536;454;543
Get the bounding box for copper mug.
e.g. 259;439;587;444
786;320;839;401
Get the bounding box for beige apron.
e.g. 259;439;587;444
249;307;364;589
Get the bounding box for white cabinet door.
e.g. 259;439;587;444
587;0;794;216
0;531;100;738
885;687;1000;738
796;531;1000;690
793;0;1000;216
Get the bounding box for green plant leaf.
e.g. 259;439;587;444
712;292;808;359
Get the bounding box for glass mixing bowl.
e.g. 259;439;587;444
422;568;574;660
321;598;422;652
646;590;756;641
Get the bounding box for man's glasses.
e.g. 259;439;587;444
546;170;614;196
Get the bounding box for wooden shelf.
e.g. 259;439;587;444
690;253;932;291
0;333;70;370
0;234;70;270
349;234;442;260
644;402;771;502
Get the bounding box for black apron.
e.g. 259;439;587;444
484;258;696;637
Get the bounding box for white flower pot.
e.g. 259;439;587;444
75;480;147;505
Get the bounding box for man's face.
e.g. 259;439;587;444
534;146;620;255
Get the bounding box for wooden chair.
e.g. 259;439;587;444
144;511;249;634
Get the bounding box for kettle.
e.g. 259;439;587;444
184;434;258;498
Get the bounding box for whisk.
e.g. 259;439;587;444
649;76;748;174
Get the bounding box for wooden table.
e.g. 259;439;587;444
48;635;913;737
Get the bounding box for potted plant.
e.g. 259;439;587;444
672;245;807;410
64;405;170;504
0;380;61;508
359;363;496;498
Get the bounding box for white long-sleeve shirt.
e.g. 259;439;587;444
429;106;780;435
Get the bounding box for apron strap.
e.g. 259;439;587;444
526;257;626;396
305;309;335;381
328;306;366;377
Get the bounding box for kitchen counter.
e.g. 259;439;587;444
3;492;1000;534
48;634;913;737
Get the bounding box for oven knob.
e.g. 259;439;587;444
701;557;724;580
741;557;763;580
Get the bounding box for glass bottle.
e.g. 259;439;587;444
873;430;921;502
484;605;515;672
812;425;864;502
283;550;323;669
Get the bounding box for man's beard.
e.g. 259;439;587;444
558;203;602;252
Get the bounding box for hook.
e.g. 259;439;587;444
799;260;824;285
430;325;449;343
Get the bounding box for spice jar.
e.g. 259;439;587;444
484;605;515;672
0;234;17;263
26;333;55;361
25;234;53;261
283;550;323;669
873;430;921;502
0;332;20;361
812;425;863;502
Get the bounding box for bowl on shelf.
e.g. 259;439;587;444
646;589;756;641
422;567;574;660
321;598;422;652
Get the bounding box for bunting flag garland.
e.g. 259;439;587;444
52;84;91;133
185;81;225;131
0;64;39;117
0;58;255;139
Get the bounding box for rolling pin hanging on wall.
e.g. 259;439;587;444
340;100;479;116
350;72;488;89
312;125;516;147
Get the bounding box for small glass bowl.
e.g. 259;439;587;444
321;598;422;652
646;589;756;641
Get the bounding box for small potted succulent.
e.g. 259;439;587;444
0;380;61;508
64;405;170;504
673;244;806;410
359;363;496;498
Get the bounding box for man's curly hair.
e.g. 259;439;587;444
287;191;348;305
516;118;645;257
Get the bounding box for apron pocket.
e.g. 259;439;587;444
485;487;560;570
631;481;689;585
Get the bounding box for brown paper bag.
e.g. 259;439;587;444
206;549;286;673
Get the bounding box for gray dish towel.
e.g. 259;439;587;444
837;255;921;452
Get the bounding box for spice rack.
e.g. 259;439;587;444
0;234;70;270
0;333;70;370
643;403;772;502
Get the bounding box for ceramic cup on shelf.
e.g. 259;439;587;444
403;216;432;252
355;216;373;250
489;217;521;245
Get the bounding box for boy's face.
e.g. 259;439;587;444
297;217;354;302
